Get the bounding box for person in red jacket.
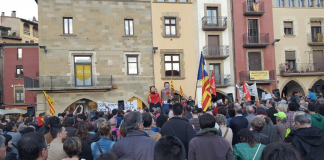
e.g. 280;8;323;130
149;86;161;112
37;112;45;127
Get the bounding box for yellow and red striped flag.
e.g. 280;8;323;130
148;86;151;104
197;53;211;111
180;85;184;97
170;77;175;95
43;91;56;116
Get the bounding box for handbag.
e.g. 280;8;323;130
252;143;262;160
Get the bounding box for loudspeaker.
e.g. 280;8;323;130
272;89;280;98
118;100;125;110
226;93;234;103
315;85;322;93
27;106;35;117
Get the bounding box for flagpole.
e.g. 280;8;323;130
194;77;198;103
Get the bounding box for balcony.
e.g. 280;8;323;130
23;30;30;36
279;63;324;77
203;45;229;59
24;75;113;92
15;74;24;79
214;74;231;88
243;1;265;16
242;33;269;48
239;70;275;84
307;33;324;46
202;16;227;31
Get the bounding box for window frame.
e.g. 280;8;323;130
74;56;92;86
124;19;134;36
277;0;285;7
15;86;24;103
248;52;262;71
126;55;139;75
164;18;177;36
284;21;293;35
16;65;23;78
164;54;180;77
287;0;295;7
63;17;73;34
17;48;22;60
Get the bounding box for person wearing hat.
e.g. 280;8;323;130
274;112;290;142
44;116;60;144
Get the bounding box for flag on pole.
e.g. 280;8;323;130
43;91;56;116
180;85;184;97
210;71;217;96
197;52;212;111
242;79;251;101
148;86;151;104
170;77;175;95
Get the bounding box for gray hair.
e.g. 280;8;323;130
278;103;288;113
156;107;161;113
109;117;117;126
235;105;243;113
246;106;254;114
280;100;287;104
124;112;142;133
215;114;227;126
0;135;5;147
294;112;311;125
258;104;265;108
97;118;106;128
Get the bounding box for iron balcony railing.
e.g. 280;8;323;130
243;33;269;45
279;63;324;74
202;16;227;28
307;33;324;43
213;74;231;85
243;1;265;13
24;75;113;89
239;70;275;82
203;45;229;57
0;30;19;37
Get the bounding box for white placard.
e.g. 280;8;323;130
97;100;137;111
265;94;272;100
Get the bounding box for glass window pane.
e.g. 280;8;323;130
165;19;170;24
129;20;133;35
18;48;22;59
165;63;172;76
128;63;138;74
16;92;20;100
171;26;176;35
125;20;129;35
171;19;176;24
165;26;170;35
157;0;165;1
179;0;187;2
64;19;68;34
173;63;180;76
173;55;179;61
69;19;73;34
75;57;91;63
168;0;176;2
165;56;171;61
21;92;24;100
128;57;137;62
212;10;217;17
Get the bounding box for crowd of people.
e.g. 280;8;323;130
0;88;323;160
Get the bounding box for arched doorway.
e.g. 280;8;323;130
128;97;146;110
282;80;305;97
64;98;97;114
311;79;324;95
211;92;226;103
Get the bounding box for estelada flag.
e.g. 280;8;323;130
242;79;251;101
210;71;217;96
180;85;184;97
170;77;175;95
43;91;56;116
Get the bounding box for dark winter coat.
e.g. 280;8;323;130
261;123;277;143
251;130;269;145
229;115;248;146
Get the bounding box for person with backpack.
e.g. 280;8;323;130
90;121;115;159
109;118;120;141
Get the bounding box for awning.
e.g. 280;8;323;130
6;108;27;114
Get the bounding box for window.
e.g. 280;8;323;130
313;50;324;70
63;17;73;34
15;86;24;103
247;19;259;43
124;19;134;36
16;66;23;78
284;22;293;35
311;23;322;42
127;56;138;75
179;0;187;2
296;0;304;7
165;18;176;36
316;0;323;7
74;56;92;86
285;51;296;71
248;52;262;71
277;0;284;6
286;0;295;7
306;0;313;6
17;48;22;60
209;64;221;85
168;0;176;2
207;7;218;25
165;55;180;76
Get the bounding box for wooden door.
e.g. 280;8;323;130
248;19;259;43
313;50;324;70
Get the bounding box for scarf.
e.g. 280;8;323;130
196;127;219;136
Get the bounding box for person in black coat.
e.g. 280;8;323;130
229;104;248;146
251;117;269;145
160;103;196;159
266;100;278;125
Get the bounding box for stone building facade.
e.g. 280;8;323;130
29;0;154;114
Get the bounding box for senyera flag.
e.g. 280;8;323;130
210;71;217;96
180;85;184;97
197;52;211;111
43;91;56;116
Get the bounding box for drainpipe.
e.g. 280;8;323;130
150;0;155;86
230;0;237;98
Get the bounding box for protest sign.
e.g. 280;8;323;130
97;100;138;111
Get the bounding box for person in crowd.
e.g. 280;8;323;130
290;89;300;104
229;104;248;146
75;121;94;160
308;103;324;130
37;113;45;128
189;114;233;160
274;112;290;142
259;142;302;160
0;135;5;160
149;86;162;112
318;104;324;116
218;107;231;127
110;112;156;160
189;108;200;131
233;128;265;160
285;112;324;160
19;127;35;136
215;114;233;146
299;99;308;112
91;121;115;159
3;134;18;160
87;122;95;135
47;124;68;160
37;116;50;135
4;124;21;147
93;111;106;131
44;116;60;144
308;88;317;100
266;100;278;124
164;108;170;117
155;107;162;118
109;117;120;141
62;137;82;160
287;102;298;128
181;98;188;107
92;118;106;142
245;105;256;129
251;117;269;145
112;109;123;128
154;135;185;160
94;153;118;160
142;113;162;141
256;107;277;144
156;114;168;132
160;103;196;159
18;133;48;160
66;117;77;138
278;102;288;113
187;96;195;107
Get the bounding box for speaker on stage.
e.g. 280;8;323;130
227;93;234;103
27;106;35;117
272;89;280;98
315;85;322;93
118;100;125;110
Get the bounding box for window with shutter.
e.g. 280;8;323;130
313;50;324;70
285;51;296;70
284;22;293;35
248;52;262;71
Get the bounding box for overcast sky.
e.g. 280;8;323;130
0;0;38;21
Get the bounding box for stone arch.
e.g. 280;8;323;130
308;76;324;90
127;94;149;109
257;86;270;94
280;78;307;96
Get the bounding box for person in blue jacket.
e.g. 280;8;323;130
308;88;317;100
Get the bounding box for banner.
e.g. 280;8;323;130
237;83;258;98
97;100;138;112
250;71;269;80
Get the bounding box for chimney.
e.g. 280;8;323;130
11;11;16;18
1;12;4;17
32;16;37;22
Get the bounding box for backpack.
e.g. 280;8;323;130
111;129;118;142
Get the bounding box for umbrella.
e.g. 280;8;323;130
0;109;8;115
6;108;27;114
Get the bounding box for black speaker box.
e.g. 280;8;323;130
226;93;234;103
118;100;125;110
315;85;322;93
27;106;35;117
272;89;280;98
